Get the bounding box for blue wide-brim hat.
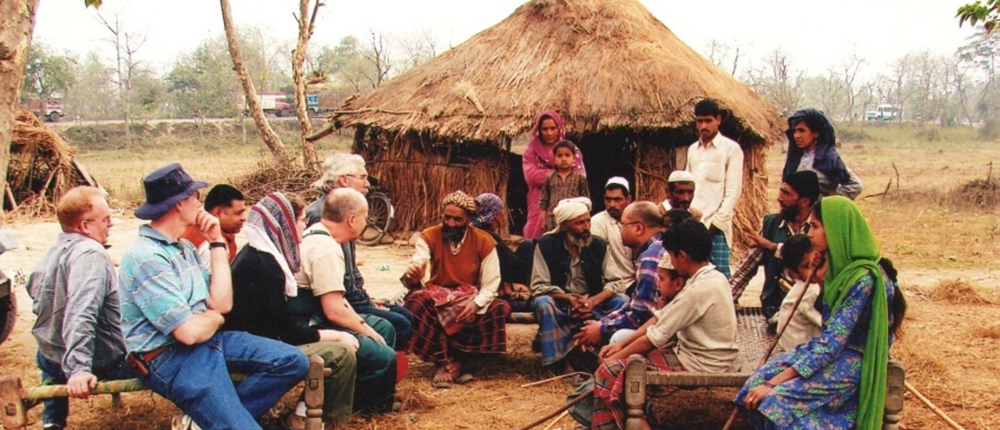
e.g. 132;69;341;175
134;163;209;220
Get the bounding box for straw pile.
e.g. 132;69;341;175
6;109;95;216
230;158;322;205
927;278;994;305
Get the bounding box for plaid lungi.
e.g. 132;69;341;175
710;231;732;279
405;289;510;364
534;295;628;366
591;348;684;430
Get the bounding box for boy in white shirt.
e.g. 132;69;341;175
776;234;825;352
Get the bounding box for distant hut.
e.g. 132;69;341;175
326;0;784;255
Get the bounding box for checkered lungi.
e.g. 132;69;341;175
534;294;628;366
405;288;510;364
591;348;685;430
710;231;732;279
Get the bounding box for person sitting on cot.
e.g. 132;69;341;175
774;234;824;352
588;220;739;430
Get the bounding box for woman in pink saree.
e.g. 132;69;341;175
521;110;586;238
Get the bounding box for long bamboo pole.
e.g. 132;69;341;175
516;388;592;430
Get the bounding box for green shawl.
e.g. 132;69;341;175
819;196;889;430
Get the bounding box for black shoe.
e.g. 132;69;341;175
531;330;542;353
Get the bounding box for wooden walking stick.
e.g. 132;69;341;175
720;261;823;430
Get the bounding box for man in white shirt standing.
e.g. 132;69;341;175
686;99;743;278
589;177;634;294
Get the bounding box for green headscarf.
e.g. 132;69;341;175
819;196;889;430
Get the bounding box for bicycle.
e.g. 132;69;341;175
357;176;395;246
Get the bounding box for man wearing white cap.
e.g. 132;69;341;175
590;177;635;295
685;99;744;278
530;197;627;368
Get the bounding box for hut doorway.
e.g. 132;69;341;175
575;133;636;214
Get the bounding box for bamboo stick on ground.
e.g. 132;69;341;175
516;388;592;430
905;381;967;430
541;409;570;430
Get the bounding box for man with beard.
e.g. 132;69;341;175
590;177;635;294
729;170;819;319
403;191;510;389
686;99;743;278
531;197;627;369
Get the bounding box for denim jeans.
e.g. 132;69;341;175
354;304;413;352
36;351;136;427
141;331;309;430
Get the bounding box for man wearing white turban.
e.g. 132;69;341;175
529;197;628;369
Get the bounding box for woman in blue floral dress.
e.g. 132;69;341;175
734;196;906;430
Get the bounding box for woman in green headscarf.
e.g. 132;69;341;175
733;196;904;429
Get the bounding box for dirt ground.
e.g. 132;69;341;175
2;133;999;429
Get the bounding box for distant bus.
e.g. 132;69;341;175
865;104;899;121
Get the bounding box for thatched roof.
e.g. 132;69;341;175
331;0;784;144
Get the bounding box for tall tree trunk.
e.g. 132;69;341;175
293;0;322;170
0;0;40;216
219;0;287;160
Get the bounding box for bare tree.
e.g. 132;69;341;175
705;39;743;76
220;0;287;159
363;29;392;89
96;12;143;146
744;48;802;115
397;29;437;70
840;52;866;122
292;0;323;169
0;0;40;214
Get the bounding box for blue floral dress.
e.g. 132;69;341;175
734;271;894;429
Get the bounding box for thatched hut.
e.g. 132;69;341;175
328;0;784;254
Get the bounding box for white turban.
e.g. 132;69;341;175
548;197;592;234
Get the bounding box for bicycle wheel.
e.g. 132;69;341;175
358;192;394;246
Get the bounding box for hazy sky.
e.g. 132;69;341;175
33;0;977;78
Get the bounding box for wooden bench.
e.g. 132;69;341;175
621;307;906;430
0;355;329;430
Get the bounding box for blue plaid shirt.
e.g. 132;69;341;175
600;237;664;339
119;225;209;353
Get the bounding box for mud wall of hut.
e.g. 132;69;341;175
355;127;511;235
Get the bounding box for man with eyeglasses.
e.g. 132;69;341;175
27;186;135;430
574;201;666;350
304;153;413;352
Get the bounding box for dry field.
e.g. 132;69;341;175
0;123;998;429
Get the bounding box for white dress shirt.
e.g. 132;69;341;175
686;133;744;246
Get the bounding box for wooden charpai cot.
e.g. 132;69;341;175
620;307;907;430
0;355;330;430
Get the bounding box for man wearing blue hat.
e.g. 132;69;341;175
118;163;309;430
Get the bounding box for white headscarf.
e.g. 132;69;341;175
547;197;592;235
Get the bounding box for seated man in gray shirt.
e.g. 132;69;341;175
27;186;135;430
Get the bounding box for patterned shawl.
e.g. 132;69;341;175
245;192;301;297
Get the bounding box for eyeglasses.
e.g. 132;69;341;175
621;221;643;229
344;174;369;181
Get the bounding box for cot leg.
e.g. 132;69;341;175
624;355;647;430
883;360;905;430
111;392;123;407
0;375;27;429
304;355;325;430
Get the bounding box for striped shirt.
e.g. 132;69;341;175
119;225;209;353
600;238;664;339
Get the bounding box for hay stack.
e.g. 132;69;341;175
6;109;97;215
230;158;323;205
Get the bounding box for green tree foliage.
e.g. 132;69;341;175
63;50;118;120
21;43;76;102
167;38;242;117
958;0;1000;32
